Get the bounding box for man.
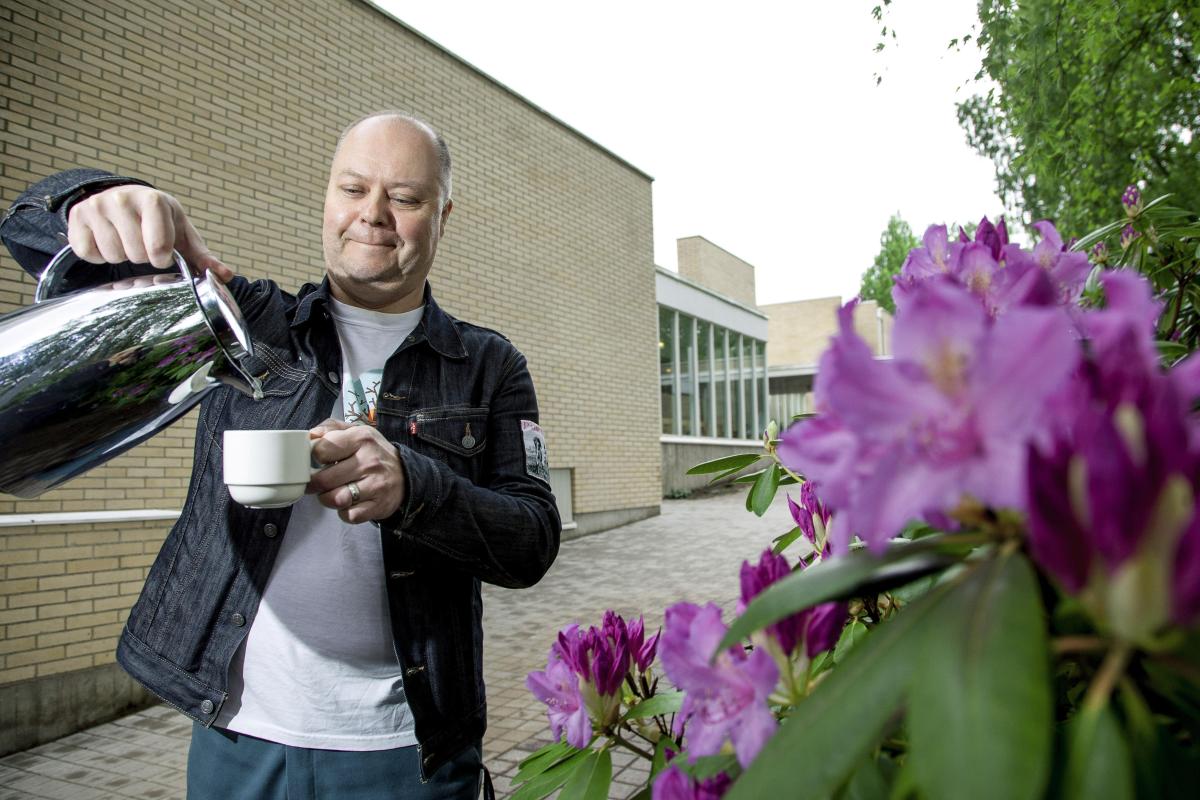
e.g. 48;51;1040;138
1;112;562;798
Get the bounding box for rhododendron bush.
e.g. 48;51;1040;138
517;190;1200;800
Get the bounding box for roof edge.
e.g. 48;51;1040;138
656;266;768;320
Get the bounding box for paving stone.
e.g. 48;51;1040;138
1;492;783;798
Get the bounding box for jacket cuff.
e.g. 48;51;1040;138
52;174;153;229
384;443;442;532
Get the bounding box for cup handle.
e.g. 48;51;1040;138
308;438;327;476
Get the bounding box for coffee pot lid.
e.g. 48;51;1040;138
192;270;253;361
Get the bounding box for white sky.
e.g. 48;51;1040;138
375;0;1005;305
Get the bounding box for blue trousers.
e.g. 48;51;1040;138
187;723;482;799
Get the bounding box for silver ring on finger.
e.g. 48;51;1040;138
346;480;361;505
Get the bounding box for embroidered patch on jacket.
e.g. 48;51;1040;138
521;420;550;484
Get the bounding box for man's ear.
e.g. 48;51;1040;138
439;200;453;237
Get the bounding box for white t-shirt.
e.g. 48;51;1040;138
216;299;424;751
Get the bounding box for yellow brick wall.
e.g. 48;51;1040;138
676;236;757;307
1;0;660;684
0;519;170;684
761;296;892;368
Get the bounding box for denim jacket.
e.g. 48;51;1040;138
1;169;562;777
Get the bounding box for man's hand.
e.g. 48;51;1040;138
306;419;407;524
67;185;234;282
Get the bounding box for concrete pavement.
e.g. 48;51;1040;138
0;490;789;799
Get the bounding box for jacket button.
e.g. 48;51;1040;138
263;523;278;538
200;699;214;714
327;371;339;383
231;613;246;627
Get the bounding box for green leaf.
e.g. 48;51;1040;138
650;735;674;779
907;553;1053;800
686;453;762;475
718;536;969;652
1118;678;1172;800
733;467;767;483
771;526;806;555
833;619;869;665
510;749;592;800
735;468;798;486
836;754;889;800
747;463;781;516
677;753;738;781
623;691;684;721
726;579;954;800
1062;705;1135;800
513;740;576;783
558;748;612;800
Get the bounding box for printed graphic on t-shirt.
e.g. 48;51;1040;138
344;369;382;427
522;420;550;483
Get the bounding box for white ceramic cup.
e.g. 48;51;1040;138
223;429;321;508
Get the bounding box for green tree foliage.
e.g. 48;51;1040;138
958;0;1200;235
859;213;918;313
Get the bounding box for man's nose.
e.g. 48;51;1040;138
358;190;391;226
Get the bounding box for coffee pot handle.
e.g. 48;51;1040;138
35;244;192;303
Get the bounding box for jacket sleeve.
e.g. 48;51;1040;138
384;349;562;589
1;168;154;284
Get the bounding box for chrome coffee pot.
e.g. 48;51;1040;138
0;246;263;498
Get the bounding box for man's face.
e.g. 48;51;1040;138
321;117;451;312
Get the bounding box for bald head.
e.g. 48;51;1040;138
335;111;453;209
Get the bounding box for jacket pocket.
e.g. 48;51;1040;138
409;407;488;459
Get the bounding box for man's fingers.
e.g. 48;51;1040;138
66;225;102;264
63;185;231;275
111;212;151;266
138;194;178;268
177;215;231;279
91;218;130;265
195;254;235;283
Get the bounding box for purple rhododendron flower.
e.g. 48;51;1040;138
1121;224;1140;249
803;600;848;657
778;281;1079;550
652;765;732;800
787;493;817;549
1013;221;1092;304
974;216;1009;260
627;615;661;673
1027;270;1200;634
660;602;778;768
1122;184;1141;212
737;548;847;658
556;612;637;697
894;218;1067;317
533;611;660;744
525;648;590;748
739;550;804;655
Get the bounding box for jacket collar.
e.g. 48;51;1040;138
292;278;468;360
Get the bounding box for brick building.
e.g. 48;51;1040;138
0;0;661;753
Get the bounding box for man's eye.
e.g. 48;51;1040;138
341;186;364;196
390;196;417;205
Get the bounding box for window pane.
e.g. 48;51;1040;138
714;328;727;438
756;339;768;432
697;321;711;437
742;335;754;438
731;334;743;438
659;307;675;434
679;315;694;436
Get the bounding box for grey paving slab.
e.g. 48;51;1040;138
0;491;791;798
